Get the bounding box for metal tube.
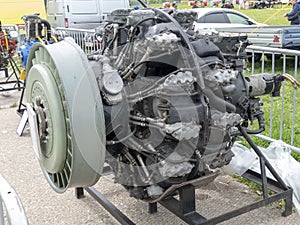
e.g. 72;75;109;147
259;159;268;199
84;187;135;225
280;54;286;140
254;134;300;154
269;54;275;138
238;125;289;190
291;56;298;145
247;45;300;56
251;50;255;74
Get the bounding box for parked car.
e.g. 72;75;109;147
192;8;265;30
191;8;300;61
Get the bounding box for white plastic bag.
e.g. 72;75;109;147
222;142;258;176
250;141;300;215
223;141;300;215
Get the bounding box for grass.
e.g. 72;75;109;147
149;3;300;151
9;102;17;108
245;56;300;147
1;1;297;151
235;7;291;25
150;2;292;26
233;174;293;211
0;1;46;24
232;5;300;153
149;3;300;163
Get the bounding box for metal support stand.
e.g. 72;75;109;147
76;187;135;225
17;80;26;115
0;54;23;93
0;67;8;78
75;128;293;224
154;184;207;224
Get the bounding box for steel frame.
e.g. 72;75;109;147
75;126;293;224
0;54;23;93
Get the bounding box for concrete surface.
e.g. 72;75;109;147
0;87;300;225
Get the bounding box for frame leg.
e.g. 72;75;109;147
17;87;26;115
282;188;293;217
159;185;207;225
75;187;85;199
84;187;135;225
148;203;157;214
4;68;8;78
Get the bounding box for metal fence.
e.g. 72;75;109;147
247;45;300;154
55;27;101;55
0;174;28;225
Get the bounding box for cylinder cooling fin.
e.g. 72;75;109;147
25;38;106;193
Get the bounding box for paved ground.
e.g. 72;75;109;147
1;76;300;225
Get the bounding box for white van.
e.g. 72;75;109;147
45;0;131;29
